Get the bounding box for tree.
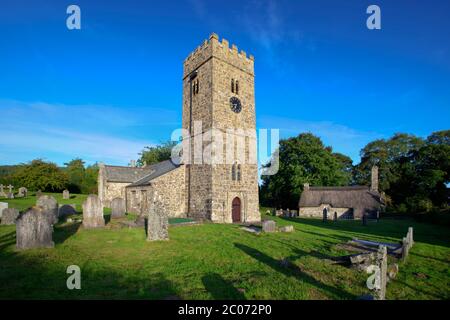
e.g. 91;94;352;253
81;163;99;194
354;133;425;191
137;141;177;166
260;133;352;208
12;159;68;192
64;158;86;193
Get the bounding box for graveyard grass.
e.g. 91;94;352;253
0;195;449;300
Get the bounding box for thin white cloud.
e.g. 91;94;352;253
0;99;167;165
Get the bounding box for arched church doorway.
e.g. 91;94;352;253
232;197;241;223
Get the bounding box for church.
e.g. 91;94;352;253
98;33;260;223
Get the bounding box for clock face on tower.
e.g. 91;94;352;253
229;97;242;113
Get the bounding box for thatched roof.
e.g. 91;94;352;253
102;165;153;183
298;186;383;210
127;160;180;187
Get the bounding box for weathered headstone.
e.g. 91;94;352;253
63;189;70;200
17;187;28;197
16;206;54;250
401;237;410;261
0;184;6;198
111;197;126;218
37;195;59;224
146;195;169;241
262;220;276;233
408;227;414;245
0;202;8;218
7;192;14;199
279;225;294;233
290;210;298;217
322;208;328;222
58;204;77;218
1;208;19;225
333;212;338;222
36;190;42;198
82;194;105;229
374;245;387;300
362;213;368;226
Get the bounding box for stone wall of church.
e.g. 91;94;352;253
126;166;186;218
103;182;129;208
299;205;353;219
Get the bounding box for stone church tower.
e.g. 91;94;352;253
182;33;260;223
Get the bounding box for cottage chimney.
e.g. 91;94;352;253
371;165;379;192
303;183;310;191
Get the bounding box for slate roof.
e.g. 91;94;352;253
127;160;180;187
298;186;384;209
103;165;153;183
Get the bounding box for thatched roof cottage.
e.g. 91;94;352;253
298;166;384;219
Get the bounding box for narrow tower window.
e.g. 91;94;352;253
235;80;239;95
237;164;242;181
231;79;235;93
231;164;236;181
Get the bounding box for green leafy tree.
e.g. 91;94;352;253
81;163;99;194
137;141;177;166
12;159;68;192
260;133;352;208
64;158;86;193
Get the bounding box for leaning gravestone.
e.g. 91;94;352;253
0;202;8;218
111;197;126;218
262;220;276;233
17;187;28;197
16;206;54;250
58;204;77;218
1;208;20;225
82;194;105;229
146;195;169;241
37;195;59;225
63;189;70;200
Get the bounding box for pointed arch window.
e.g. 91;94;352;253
237;164;241;181
231;164;236;181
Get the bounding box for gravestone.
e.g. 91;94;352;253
322;208;328;222
362;214;368;226
290;210;298;217
58;204;77;218
333;212;338;222
17;187;28;197
36;190;42;198
82;194;105;229
374;245;387;300
7;192;14;199
0;184;6;198
37;195;59;224
1;208;20;225
262;220;276;233
111;197;126;218
408;227;414;245
16;206;54;250
63;189;70;200
0;202;8;218
146;195;169;241
279;225;294;233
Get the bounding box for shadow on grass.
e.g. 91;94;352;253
234;243;356;299
0;230;16;251
53;222;81;244
202;273;246;300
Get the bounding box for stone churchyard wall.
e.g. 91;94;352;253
299;204;353;219
126;166;186;218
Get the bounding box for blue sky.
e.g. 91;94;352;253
0;0;449;167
